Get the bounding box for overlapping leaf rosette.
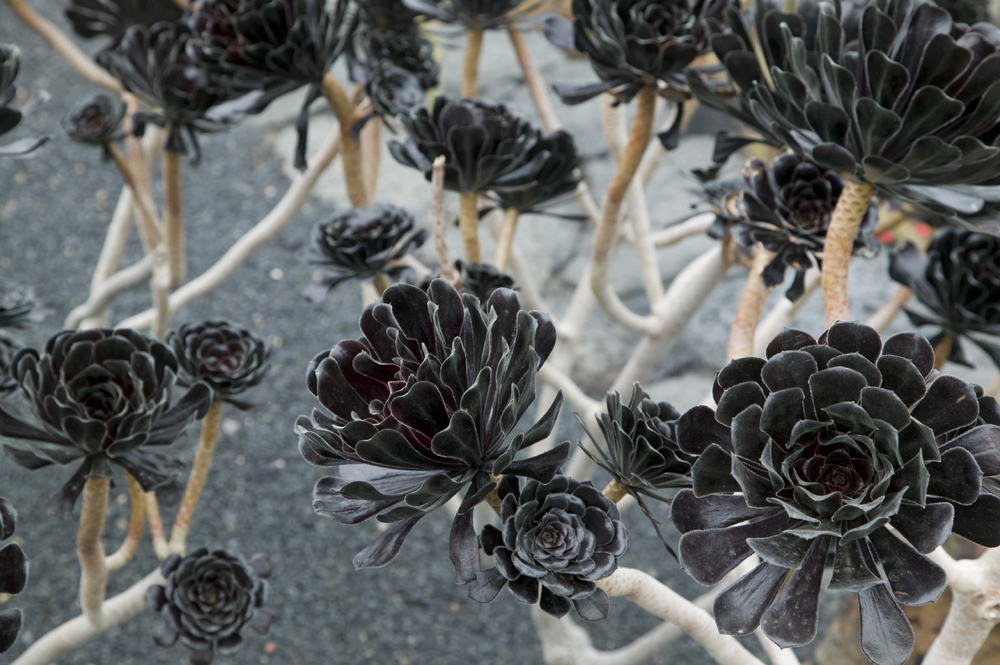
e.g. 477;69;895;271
553;0;735;105
65;0;183;49
468;475;627;621
0;494;27;653
303;204;429;302
669;322;1000;665
416;261;517;304
0;280;37;331
0;329;212;516
146;548;273;665
714;153;879;300
890;228;1000;369
62;94;127;157
296;279;569;580
691;0;1000;219
168;320;271;408
489;130;583;216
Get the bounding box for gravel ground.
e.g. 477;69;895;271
1;3;997;665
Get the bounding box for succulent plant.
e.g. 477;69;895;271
297;279;567;579
97;23;238;161
401;0;530;29
62;94;127;156
356;28;440;91
889;228;1000;369
0;280;37;330
0;336;21;400
712;153;880;300
468;475;627;621
360;61;427;130
357;0;423;32
65;0;183;48
416;260;517;303
389;96;544;194
553;0;733;105
668;322;1000;664
691;0;1000;219
303;204;429;302
937;0;991;25
146;548;273;665
0;45;47;158
490;129;583;215
0;494;26;653
0;329;212;516
168;320;271;408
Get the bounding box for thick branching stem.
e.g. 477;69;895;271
933;334;953;371
596;568;767;665
64;251;158;329
753;268;820;356
493;208;520;271
923;548;1000;665
507;25;559;131
4;0;123;93
821;180;875;326
144;491;170;560
162;148;185;291
169;400;223;555
462;29;484;98
867;285;912;334
361;117;381;198
601;480;628;504
107;143;162;248
10;568;164;665
728;247;775;361
105;473;145;571
116;127;341;330
322;72;370;208
591;87;660;335
77;477;110;626
459;191;482;263
429;156;458;283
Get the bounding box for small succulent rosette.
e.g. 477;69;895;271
168;320;270;408
468;475;627;621
147;548;273;665
62;94;127;157
669;322;1000;665
0;495;27;653
0;280;42;330
890;228;1000;369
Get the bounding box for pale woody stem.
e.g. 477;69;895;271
459;192;482;263
77;477;110;626
461;29;484;99
727;247;776;361
321;72;370;208
105;472;145;571
168;400;224;554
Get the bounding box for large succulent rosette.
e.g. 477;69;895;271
669;322;1000;665
0;494;26;653
97;23;238;160
146;548;273;665
691;0;1000;220
303;204;429;302
468;475;627;621
0;329;212;516
553;0;734;105
168;320;271;408
0;45;47;158
389;96;544;194
296;279;568;580
65;0;183;48
714;153;879;300
890;228;1000;369
489;129;583;215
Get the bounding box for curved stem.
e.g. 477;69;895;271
493;208;520;271
923;548;1000;665
105;473;145;571
753;268;821;356
162;147;185;291
507;25;560;132
77;477;110;626
459;192;481;263
727;247;775;361
361;116;381;198
3;0;123;93
461;29;484;98
821;180;875;326
867;285;912;334
144;491;170;560
64;251;158;329
107;142;162;248
168;400;223;555
321;72;370;208
934;333;954;371
429;156;458;283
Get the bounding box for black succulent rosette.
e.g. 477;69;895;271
552;0;734;105
0;494;26;653
715;153;879;301
389;96;543;194
65;0;184;49
357;0;423;33
0;336;21;400
691;0;1000;220
0;329;212;516
0;280;38;330
297;279;568;580
669;322;1000;665
468;475;627;621
0;45;47;158
358;61;427;132
97;23;238;161
62;94;127;157
303;204;429;302
490;130;583;215
402;0;530;30
189;0;356;169
168;320;270;408
889;228;1000;369
146;548;273;665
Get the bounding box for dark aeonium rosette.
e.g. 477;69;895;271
669;322;1000;665
296;279;568;581
168;320;270;408
469;475;627;621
